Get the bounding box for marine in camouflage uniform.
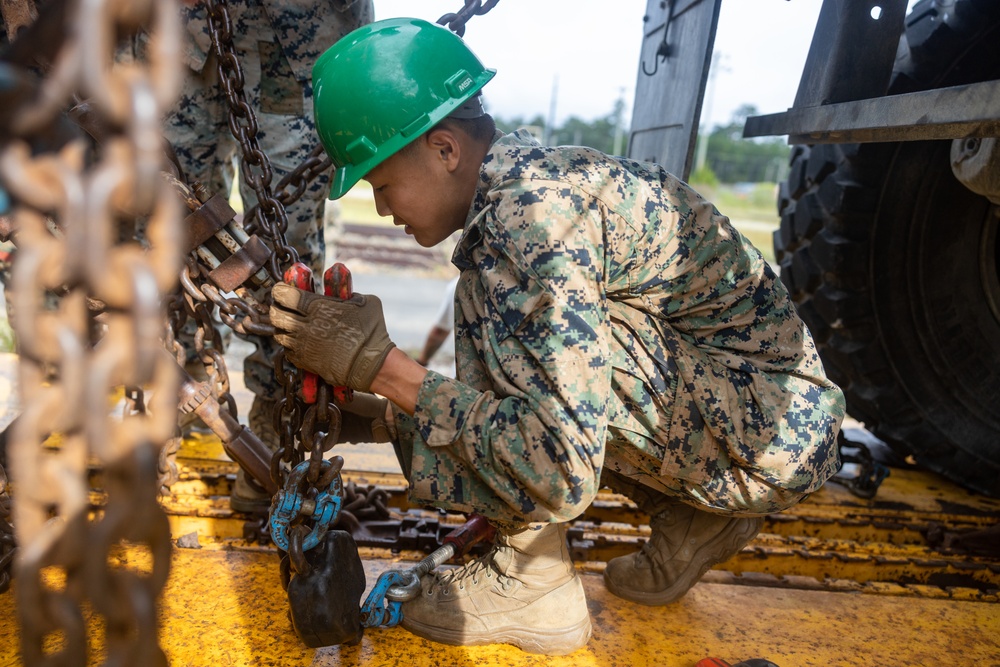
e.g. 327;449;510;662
392;130;846;524
271;19;846;651
167;0;372;400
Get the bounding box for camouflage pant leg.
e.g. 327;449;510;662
227;3;351;399
162;49;235;202
601;348;811;516
164;1;363;399
601;450;808;517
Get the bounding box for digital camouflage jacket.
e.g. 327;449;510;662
393;131;845;525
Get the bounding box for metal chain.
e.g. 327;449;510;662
0;461;13;594
242;144;332;229
205;0;298;279
0;0;183;663
437;0;500;36
179;0;503;546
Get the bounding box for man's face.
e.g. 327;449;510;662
363;137;471;248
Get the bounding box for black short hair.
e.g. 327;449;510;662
437;113;496;143
396;113;496;159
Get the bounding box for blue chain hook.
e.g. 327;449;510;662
269;459;343;552
359;569;419;628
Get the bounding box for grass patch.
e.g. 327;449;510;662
0;317;15;353
690;182;780;264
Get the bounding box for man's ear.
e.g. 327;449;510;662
425;127;462;173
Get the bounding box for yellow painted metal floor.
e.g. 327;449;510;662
1;543;997;667
2;350;999;665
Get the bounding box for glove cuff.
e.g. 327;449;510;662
351;342;396;392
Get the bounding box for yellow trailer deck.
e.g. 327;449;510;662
2;432;996;667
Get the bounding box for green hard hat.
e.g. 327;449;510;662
312;18;496;199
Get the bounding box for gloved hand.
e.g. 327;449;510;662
337;392;396;444
270;283;396;392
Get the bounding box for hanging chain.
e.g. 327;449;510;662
173;0;502;546
204;0;297;278
0;0;183;664
0;461;13;594
242;144;332;228
437;0;500;36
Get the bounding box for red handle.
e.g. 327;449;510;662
283;262;320;404
442;514;496;557
323;262;354;404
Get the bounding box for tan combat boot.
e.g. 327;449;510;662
401;522;592;655
603;474;762;605
230;397;279;513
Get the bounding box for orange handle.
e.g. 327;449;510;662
323;263;354;404
282;262;320;404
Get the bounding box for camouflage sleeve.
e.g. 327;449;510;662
395;181;613;524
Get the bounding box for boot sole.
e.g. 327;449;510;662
402;613;592;656
604;517;762;606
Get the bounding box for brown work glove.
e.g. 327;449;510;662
336;392;396;444
270;283;396;392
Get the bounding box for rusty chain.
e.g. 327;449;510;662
0;0;183;664
186;0;502;555
205;0;297;278
0;461;12;595
437;0;500;36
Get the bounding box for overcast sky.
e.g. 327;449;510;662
374;0;832;130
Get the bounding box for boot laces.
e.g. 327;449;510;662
430;548;509;594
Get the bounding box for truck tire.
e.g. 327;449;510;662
774;0;1000;496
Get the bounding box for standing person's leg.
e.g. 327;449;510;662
228;2;372;510
162;19;240;437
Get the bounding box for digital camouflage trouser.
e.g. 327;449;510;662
165;0;369;398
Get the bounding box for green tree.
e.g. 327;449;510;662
494;96;627;155
493;114;547;136
703;104;790;183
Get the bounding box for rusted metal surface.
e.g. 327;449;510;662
183;192;238;251
0;0;36;41
176;363;277;494
744;78;1000;144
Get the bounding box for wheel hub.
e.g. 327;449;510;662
951;136;1000;204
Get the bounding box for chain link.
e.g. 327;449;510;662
204;0;298;280
0;0;183;663
242;144;333;229
437;0;500;36
0;461;13;594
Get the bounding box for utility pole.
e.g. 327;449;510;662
544;75;558;145
695;51;724;172
612;87;626;156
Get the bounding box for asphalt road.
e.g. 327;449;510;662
351;269;456;362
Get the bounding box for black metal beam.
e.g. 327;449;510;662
743;79;1000;144
793;0;907;108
